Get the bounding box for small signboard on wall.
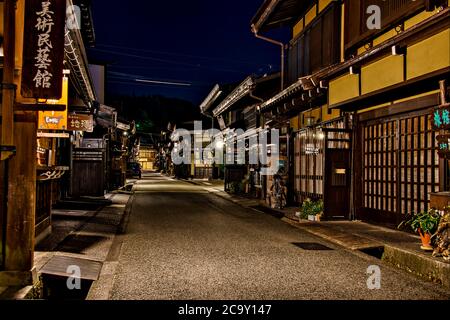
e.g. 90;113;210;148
38;77;68;130
432;106;450;130
436;135;450;158
68;114;94;132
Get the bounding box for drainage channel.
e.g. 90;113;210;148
39;255;102;300
358;246;385;260
41;274;94;300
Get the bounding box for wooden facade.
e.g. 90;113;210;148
71;139;106;197
251;0;450;226
294;117;352;218
354;101;441;226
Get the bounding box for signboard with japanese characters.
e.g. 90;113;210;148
21;0;66;99
436;135;450;158
68;114;94;132
38;76;68;130
432;106;450;130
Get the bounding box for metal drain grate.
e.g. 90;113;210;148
292;242;333;251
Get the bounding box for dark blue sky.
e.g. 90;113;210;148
88;0;287;105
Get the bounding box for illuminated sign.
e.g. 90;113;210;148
38;77;68;130
68;114;94;132
21;0;67;99
432;107;450;130
437;135;450;158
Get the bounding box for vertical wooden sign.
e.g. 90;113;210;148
21;0;66;99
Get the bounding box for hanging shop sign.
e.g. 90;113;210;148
21;0;67;99
436;135;450;158
68;114;94;132
38;76;68;130
117;122;131;131
432;106;450;130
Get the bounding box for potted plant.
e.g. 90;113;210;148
300;198;323;221
314;200;324;222
398;209;441;251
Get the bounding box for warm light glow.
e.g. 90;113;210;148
215;141;225;149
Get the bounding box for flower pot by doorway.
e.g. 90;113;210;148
398;209;441;251
418;229;433;251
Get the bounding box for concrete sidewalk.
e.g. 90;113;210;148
191;179;450;290
0;192;131;300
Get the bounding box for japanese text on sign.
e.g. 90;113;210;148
433;107;450;130
21;0;66;99
33;1;55;89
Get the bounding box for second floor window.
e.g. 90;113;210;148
287;2;341;85
343;0;445;56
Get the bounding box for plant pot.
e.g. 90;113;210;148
308;215;316;222
418;229;433;251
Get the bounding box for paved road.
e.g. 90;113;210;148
110;173;450;300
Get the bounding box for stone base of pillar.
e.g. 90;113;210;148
0;267;37;287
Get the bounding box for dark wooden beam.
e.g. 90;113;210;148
358;93;440;122
15;103;67;112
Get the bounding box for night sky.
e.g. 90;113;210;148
88;0;288;105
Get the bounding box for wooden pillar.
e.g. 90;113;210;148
0;0;37;286
0;0;17;273
0;0;16;161
0;113;37;286
4;113;37;272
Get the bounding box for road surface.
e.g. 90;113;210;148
109;173;450;300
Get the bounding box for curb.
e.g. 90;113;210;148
282;217;450;289
86;192;135;300
383;245;450;289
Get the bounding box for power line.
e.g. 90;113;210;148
90;48;262;75
95;43;276;68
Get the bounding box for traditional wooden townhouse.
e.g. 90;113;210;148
251;0;450;227
200;74;281;198
0;0;102;284
212;73;281;201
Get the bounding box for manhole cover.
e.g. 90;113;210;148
292;242;333;251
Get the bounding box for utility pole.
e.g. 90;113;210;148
0;0;37;287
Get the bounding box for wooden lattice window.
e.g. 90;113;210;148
362;112;439;222
294;118;349;200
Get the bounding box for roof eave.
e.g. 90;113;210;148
212;77;255;117
251;0;281;34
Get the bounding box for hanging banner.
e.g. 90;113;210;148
38;76;68;130
68;114;94;132
21;0;67;99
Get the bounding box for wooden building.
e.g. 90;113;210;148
200;74;282;198
139;145;157;171
251;0;450;227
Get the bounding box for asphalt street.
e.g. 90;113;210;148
110;173;450;300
